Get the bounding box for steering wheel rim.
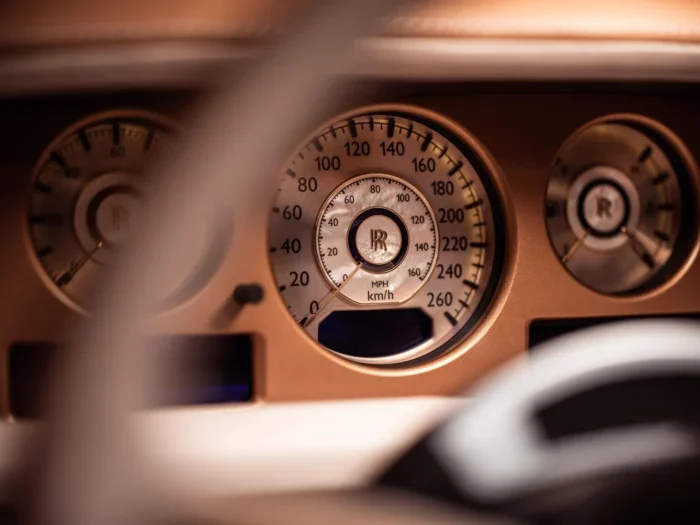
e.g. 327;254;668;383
393;320;700;505
17;2;414;523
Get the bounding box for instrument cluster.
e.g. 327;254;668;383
18;99;700;373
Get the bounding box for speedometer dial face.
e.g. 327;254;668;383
316;174;438;304
269;106;506;365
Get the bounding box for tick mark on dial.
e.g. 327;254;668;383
50;151;68;171
348;118;358;138
421;133;433;152
143;129;155;151
448;161;463;176
313;139;323;152
464;199;483;210
29;214;63;227
286;169;297;178
77;129;91;151
652;172;669;185
639;146;652;163
387;118;395;138
444;311;458;326
463;279;479;290
112;121;121;145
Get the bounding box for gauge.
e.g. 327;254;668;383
545;115;698;294
268;106;507;365
27;110;211;313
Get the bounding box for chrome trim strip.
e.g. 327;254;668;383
356;38;700;81
1;38;700;96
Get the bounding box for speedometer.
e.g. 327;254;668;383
268;106;507;365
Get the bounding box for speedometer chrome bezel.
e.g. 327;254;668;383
267;103;516;369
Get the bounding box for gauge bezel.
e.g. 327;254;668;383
23;109;179;315
544;113;700;298
267;103;516;369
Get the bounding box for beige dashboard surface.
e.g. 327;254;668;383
2;0;700;47
0;397;463;497
140;397;462;497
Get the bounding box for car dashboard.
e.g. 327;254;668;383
2;0;700;423
0;82;699;420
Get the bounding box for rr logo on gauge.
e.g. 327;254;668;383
370;229;387;251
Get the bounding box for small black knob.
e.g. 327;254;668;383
232;284;264;305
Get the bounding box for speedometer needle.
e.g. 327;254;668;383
561;230;589;264
300;263;362;327
621;226;656;269
55;241;103;287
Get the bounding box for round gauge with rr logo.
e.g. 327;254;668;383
269;105;509;365
546;115;698;295
26;110;212;313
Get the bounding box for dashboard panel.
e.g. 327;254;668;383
1;84;700;416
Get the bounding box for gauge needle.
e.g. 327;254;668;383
561;230;589;264
55;241;103;287
621;226;656;269
300;263;362;328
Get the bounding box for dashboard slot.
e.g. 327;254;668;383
8;335;254;419
529;314;700;349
